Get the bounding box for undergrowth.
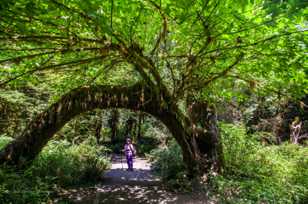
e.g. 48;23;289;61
0;136;110;204
210;123;308;204
150;123;308;203
149;140;192;191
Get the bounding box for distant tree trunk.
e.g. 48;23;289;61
136;112;144;143
0;83;223;177
124;116;137;140
95;116;102;145
108;109;119;144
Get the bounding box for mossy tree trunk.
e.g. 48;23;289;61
0;83;223;176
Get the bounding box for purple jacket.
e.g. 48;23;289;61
124;144;135;157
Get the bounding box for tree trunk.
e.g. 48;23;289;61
0;83;222;176
188;102;224;173
95;115;102;145
108;109;119;144
124;116;137;140
136;112;144;143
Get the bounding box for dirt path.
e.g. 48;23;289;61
55;155;210;204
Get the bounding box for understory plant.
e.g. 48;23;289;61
29;136;110;186
209;123;308;204
150;123;307;203
150;140;192;191
0;136;110;203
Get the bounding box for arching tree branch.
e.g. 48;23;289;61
0;83;197;170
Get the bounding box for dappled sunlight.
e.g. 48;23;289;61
1;0;306;203
104;168;160;183
68;184;178;204
54;155;210;203
103;154;160;183
55;182;210;204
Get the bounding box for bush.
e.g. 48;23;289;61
209;123;308;204
29;137;110;186
0;136;110;203
137;137;161;155
0;167;52;204
149;140;192;191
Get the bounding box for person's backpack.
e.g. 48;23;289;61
129;144;136;156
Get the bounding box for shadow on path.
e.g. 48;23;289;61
54;155;210;204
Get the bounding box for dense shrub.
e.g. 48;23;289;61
209;123;308;204
0;167;52;204
149;140;192;191
0;136;110;203
149;123;307;203
29;137;110;186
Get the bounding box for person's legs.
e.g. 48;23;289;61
127;155;134;171
126;155;133;171
130;157;134;171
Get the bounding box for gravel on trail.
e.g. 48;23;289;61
54;155;212;204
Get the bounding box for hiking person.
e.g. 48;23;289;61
124;137;136;171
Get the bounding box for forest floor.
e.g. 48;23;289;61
54;154;212;204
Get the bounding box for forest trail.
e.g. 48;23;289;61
55;154;210;204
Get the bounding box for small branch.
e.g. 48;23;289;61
0;47;103;64
298;134;308;141
0;51;58;64
204;0;220;24
87;59;123;85
148;0;168;55
200;30;305;56
0;34;102;44
0;47;63;52
0;56;106;87
225;74;256;84
50;0;93;22
196;53;244;88
0;55;55;87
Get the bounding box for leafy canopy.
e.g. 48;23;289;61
0;0;306;103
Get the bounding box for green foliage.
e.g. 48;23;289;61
0;168;52;204
0;0;307;202
149;123;307;202
149;140;192;191
137;137;161;155
0;0;306;103
0;136;110;203
0;135;12;149
0;87;49;138
209;123;308;203
29;138;110;186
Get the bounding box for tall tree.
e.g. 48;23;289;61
0;0;306;176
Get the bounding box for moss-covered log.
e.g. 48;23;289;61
0;83;223;176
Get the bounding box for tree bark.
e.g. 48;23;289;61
188;102;224;173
